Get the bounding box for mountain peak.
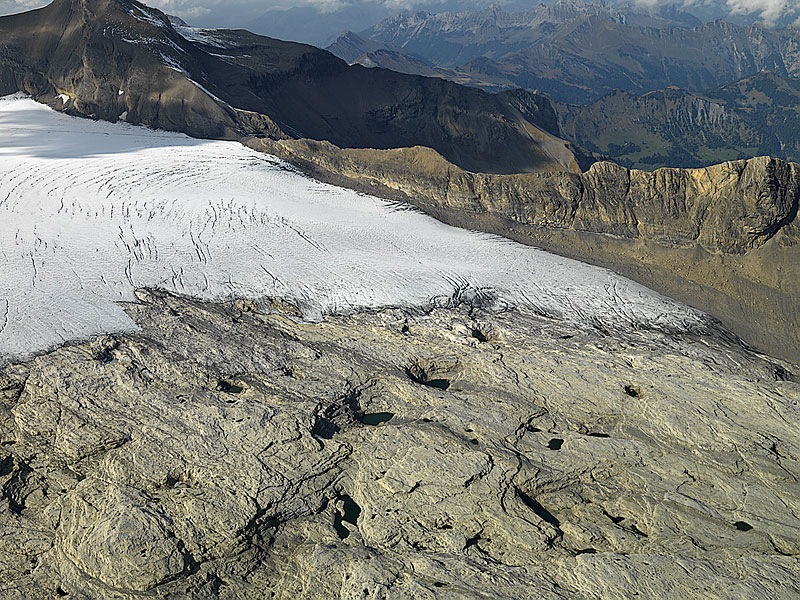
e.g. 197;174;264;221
44;0;172;32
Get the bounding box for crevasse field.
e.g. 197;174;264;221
0;95;708;360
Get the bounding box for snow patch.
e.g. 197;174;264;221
175;25;236;48
159;52;186;74
129;5;166;29
57;94;70;104
157;53;228;104
0;96;709;362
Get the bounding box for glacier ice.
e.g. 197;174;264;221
0;95;709;361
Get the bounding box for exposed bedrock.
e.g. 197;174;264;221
251;138;800;364
0;290;797;598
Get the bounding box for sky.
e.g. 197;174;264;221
0;0;796;40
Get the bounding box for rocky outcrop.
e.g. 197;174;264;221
248;137;800;362
0;290;797;598
252;140;800;253
0;0;582;174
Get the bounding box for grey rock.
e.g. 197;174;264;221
0;289;798;598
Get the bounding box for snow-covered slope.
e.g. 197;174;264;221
0;95;708;361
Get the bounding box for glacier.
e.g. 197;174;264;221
0;95;710;361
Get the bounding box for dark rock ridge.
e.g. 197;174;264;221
251;138;800;363
325;29;514;92
327;30;405;65
0;290;797;598
0;0;582;174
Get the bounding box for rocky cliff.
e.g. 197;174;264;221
0;290;797;598
250;138;800;363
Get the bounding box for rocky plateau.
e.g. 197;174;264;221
0;290;798;599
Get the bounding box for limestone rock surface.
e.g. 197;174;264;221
0;290;798;598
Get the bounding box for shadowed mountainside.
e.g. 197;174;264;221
0;0;581;174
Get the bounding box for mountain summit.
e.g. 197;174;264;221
0;0;583;174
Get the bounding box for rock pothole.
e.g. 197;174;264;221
405;358;459;391
92;339;119;364
623;385;642;398
333;495;362;540
312;386;366;439
735;521;754;532
470;323;498;343
360;412;394;426
216;378;245;395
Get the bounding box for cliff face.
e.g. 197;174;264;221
256;140;800;253
0;291;797;599
0;0;582;174
251;138;800;362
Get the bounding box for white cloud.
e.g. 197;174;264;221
677;0;799;25
0;0;47;15
726;0;797;25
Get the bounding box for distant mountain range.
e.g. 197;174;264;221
329;1;800;104
245;0;494;47
0;0;583;174
244;0;799;48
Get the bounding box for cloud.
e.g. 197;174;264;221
724;0;798;25
143;0;218;19
627;0;799;26
0;0;47;14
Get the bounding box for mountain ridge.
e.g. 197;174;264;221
352;1;800;104
0;0;582;174
556;72;800;169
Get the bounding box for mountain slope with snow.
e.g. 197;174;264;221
0;95;711;361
